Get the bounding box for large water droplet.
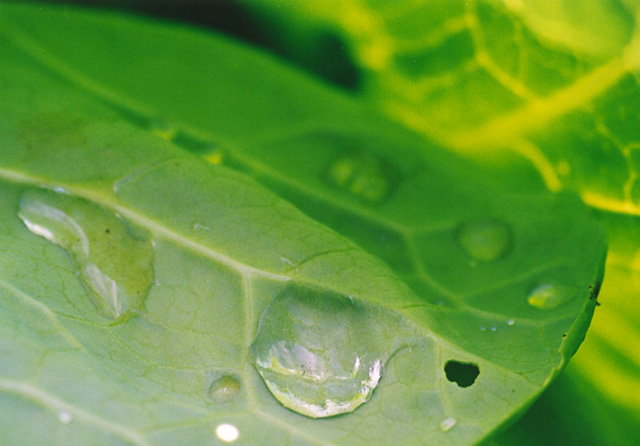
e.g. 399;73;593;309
527;283;576;310
18;189;154;320
325;152;397;204
456;219;512;261
208;375;240;403
250;284;403;418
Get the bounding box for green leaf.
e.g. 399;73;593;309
224;0;640;443
0;3;606;445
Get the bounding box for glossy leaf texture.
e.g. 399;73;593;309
0;3;606;446
228;0;640;442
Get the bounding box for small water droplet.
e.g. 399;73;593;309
490;326;497;331
250;284;404;418
506;318;515;326
456;219;512;261
480;326;486;331
193;223;210;231
208;375;240;403
215;423;239;442
440;416;456;432
527;283;576;310
57;411;73;424
325;152;397;204
279;255;294;266
18;189;154;320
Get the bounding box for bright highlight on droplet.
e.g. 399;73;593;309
507;318;515;326
440;416;456;432
57;411;73;424
215;423;239;442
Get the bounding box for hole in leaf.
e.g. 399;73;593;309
444;360;479;388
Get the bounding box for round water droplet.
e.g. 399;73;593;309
57;411;73;424
456;219;512;262
506;318;515;326
440;417;456;432
325;152;397;204
250;285;405;418
208;375;240;403
215;423;239;442
527;283;577;310
18;189;154;320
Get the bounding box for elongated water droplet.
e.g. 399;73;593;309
527;283;576;310
208;375;240;403
250;285;404;418
325;152;397;204
18;189;154;320
456;219;512;261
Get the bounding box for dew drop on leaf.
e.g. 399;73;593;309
57;411;72;424
250;284;404;418
527;283;576;310
325;152;397;204
207;375;240;403
440;416;456;432
456;219;512;261
18;189;154;320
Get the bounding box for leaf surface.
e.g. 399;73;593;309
226;0;640;443
0;3;606;445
